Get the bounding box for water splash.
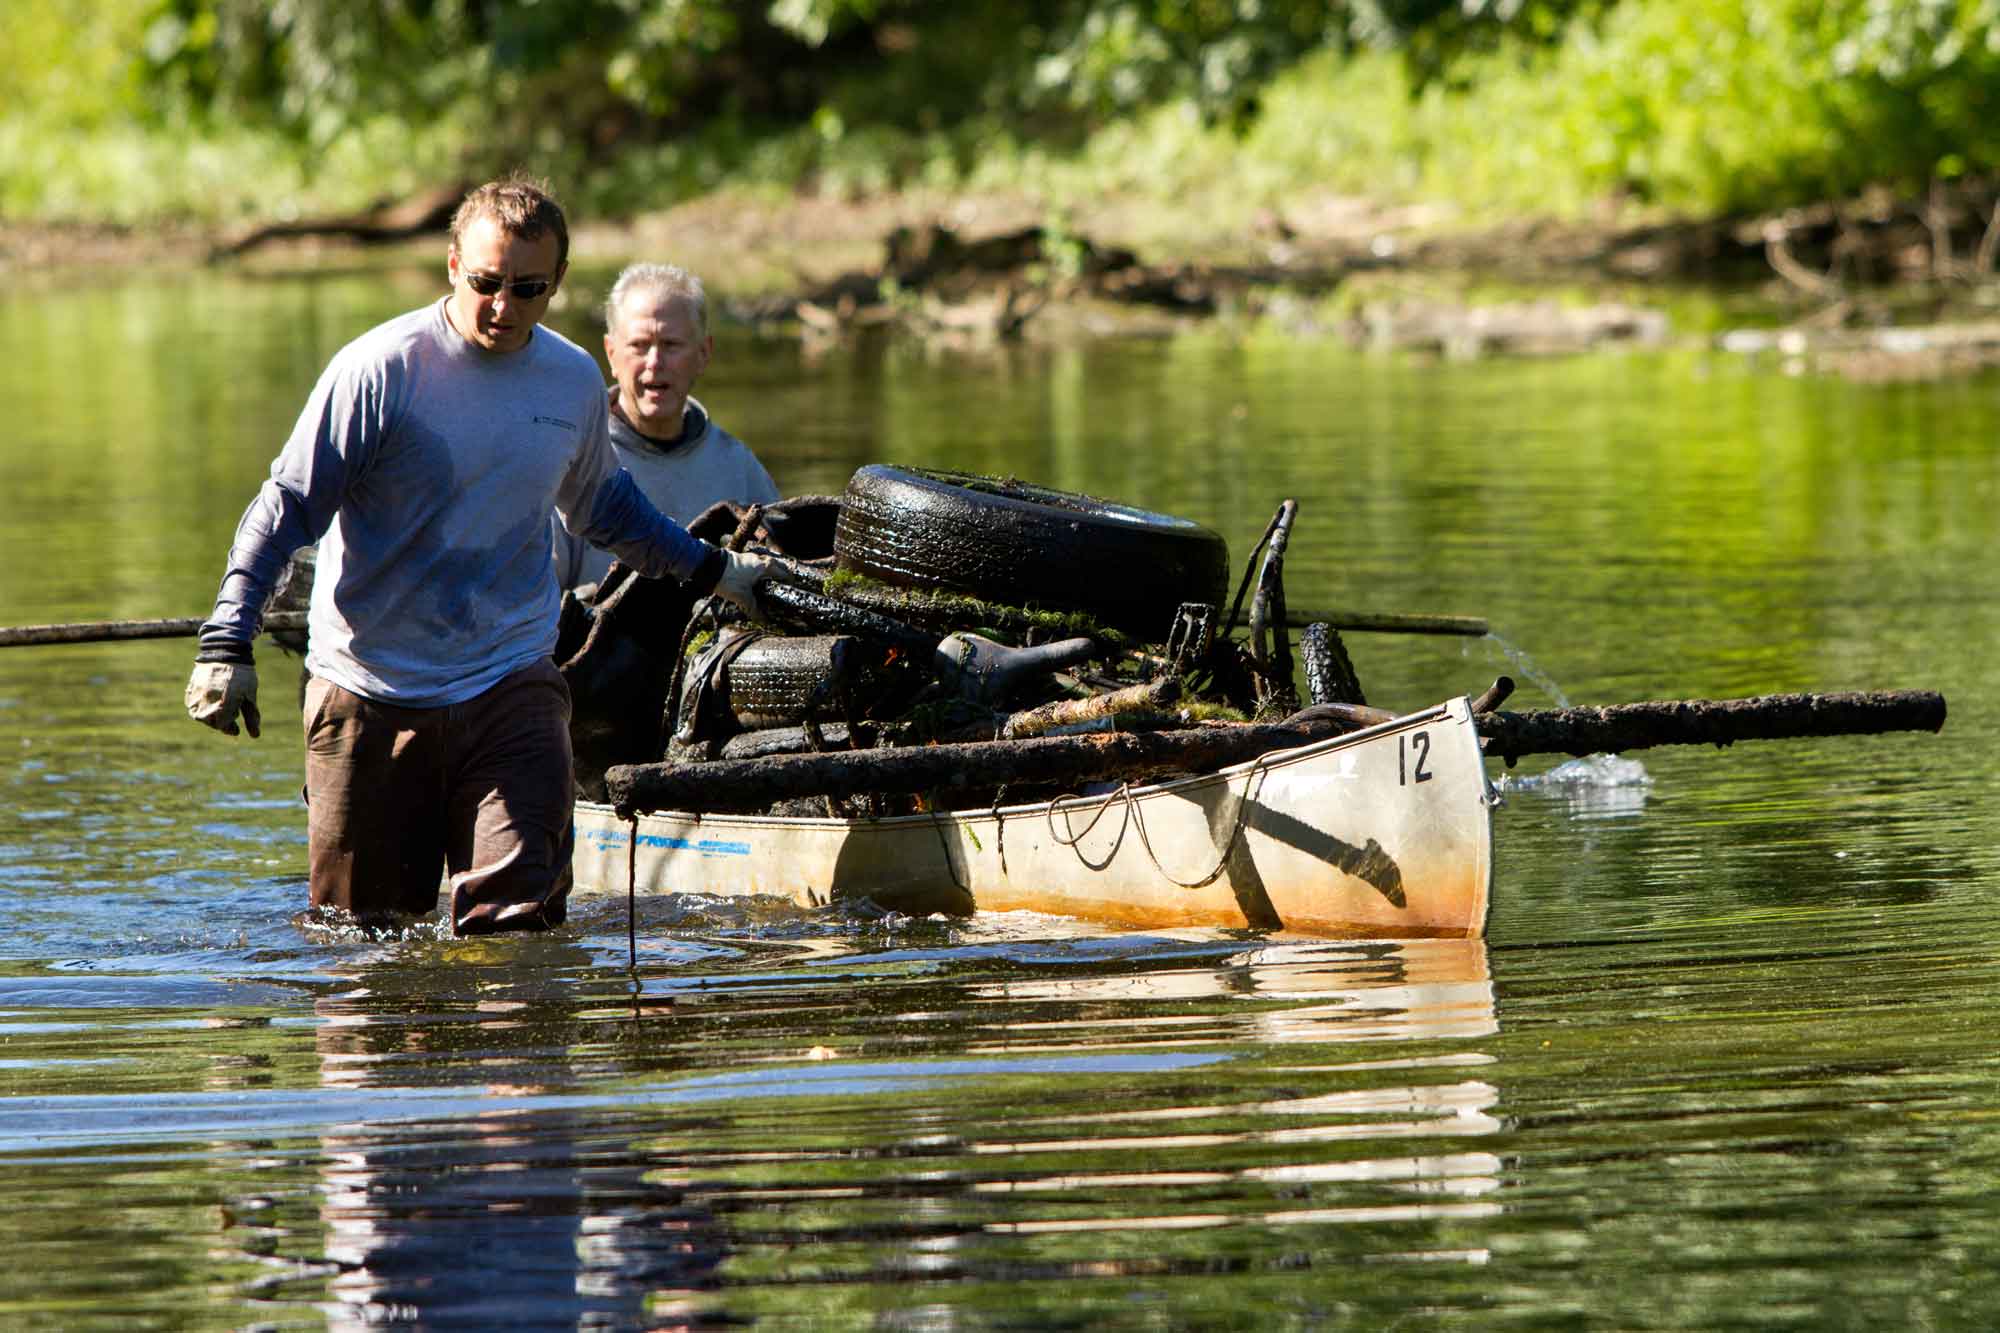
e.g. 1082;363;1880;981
1496;753;1653;817
1480;633;1572;708
294;909;455;946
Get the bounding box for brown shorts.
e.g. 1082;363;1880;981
302;659;574;934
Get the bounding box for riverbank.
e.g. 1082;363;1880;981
11;180;2000;378
593;184;2000;379
0;180;1756;282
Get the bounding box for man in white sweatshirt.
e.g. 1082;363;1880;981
553;262;780;595
184;176;772;935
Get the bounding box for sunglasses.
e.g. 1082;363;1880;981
461;270;554;301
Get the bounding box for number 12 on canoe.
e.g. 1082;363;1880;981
1400;731;1434;786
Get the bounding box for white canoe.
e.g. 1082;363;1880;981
571;695;1495;938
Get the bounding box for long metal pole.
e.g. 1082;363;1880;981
0;612;308;649
1284;608;1489;637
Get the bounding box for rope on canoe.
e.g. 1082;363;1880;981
626;812;639;970
1045;760;1268;890
991;788;1009;876
927;786;1012;896
930;805;968;895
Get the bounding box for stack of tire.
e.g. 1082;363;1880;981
700;465;1234;748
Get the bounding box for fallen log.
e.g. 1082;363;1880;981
210;182;469;260
608;714;1362;815
608;688;1947;814
759;580;939;659
1475;689;1946;765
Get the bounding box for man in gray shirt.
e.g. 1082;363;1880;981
184;175;773;935
554;262;780;594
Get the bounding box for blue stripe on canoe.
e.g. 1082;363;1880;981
579;827;751;857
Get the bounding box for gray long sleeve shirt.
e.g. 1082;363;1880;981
552;394;780;592
199;299;715;707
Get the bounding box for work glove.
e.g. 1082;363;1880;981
712;549;780;619
185;661;261;738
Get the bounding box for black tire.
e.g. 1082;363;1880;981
832;464;1230;640
724;634;921;725
727;635;846;720
1301;622;1366;707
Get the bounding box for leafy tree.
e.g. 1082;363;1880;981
21;0;2000;228
1514;0;2000;211
1360;0;1610;88
122;0;1607;153
0;0;157;126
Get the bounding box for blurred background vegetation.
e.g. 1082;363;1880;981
5;0;1999;240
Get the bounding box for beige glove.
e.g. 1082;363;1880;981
712;549;777;617
185;661;261;738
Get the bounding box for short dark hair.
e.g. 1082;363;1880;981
450;173;569;271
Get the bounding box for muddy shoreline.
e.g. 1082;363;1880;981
10;186;1997;377
0;186;1761;286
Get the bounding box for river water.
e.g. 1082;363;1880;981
0;265;1995;1328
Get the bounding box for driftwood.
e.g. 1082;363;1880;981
607;688;1946;815
760;580;940;660
1476;690;1946;766
607;715;1360;815
210;183;469;260
1000;676;1180;740
1354;297;1671;356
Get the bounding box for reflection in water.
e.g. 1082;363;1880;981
308;951;724;1327
3;270;2000;1320
246;935;1502;1321
1;273;1992;1326
973;936;1497;1042
964;939;1500;1252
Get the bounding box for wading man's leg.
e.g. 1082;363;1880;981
303;676;450;923
445;659;576;935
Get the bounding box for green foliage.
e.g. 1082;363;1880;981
1450;0;2000;212
1018;1;1336;125
1366;0;1610;87
137;1;469;136
765;0;892;47
0;0;156;126
1088;0;2000;224
9;0;2000;231
111;1;1525;161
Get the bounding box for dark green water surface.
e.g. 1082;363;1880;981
0;266;1995;1328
